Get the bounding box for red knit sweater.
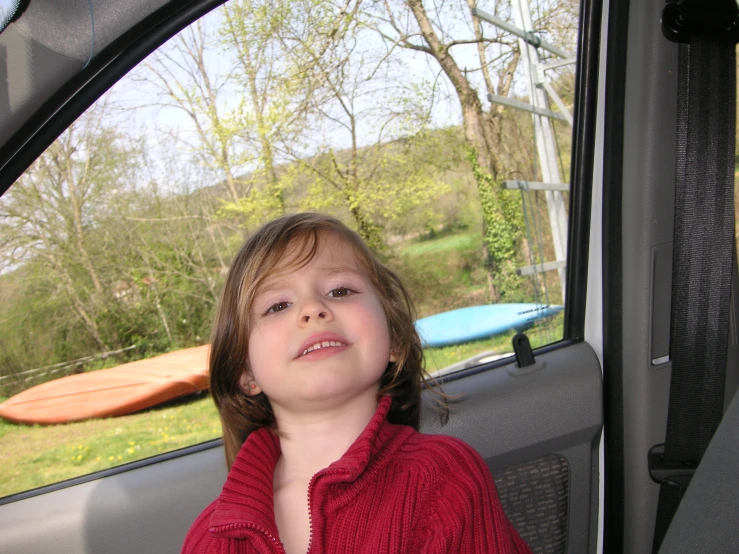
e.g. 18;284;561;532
182;396;531;553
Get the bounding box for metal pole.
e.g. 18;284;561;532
503;180;569;192
488;93;569;122
511;0;569;300
471;8;573;59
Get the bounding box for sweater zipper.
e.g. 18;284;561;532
305;468;343;554
306;473;316;553
211;522;286;554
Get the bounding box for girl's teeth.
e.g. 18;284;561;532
302;341;344;356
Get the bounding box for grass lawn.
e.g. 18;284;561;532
398;231;479;257
391;230;489;318
0;229;564;499
425;312;563;374
0;394;221;498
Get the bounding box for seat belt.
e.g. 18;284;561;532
651;2;739;551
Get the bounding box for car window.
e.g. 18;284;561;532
0;0;582;498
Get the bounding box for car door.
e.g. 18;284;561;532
0;0;604;553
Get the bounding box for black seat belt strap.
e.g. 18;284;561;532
652;4;738;550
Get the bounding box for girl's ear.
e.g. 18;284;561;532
389;349;398;363
239;372;262;396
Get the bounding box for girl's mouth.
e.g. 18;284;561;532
296;333;349;359
299;340;346;357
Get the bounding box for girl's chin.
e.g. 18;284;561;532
271;382;381;409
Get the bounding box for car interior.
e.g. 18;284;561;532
0;0;737;553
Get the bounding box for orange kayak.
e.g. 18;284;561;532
0;345;210;425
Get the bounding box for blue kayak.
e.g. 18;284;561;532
415;303;563;348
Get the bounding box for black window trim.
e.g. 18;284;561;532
0;0;228;197
564;0;604;341
601;0;630;551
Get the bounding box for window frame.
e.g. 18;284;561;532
0;0;603;504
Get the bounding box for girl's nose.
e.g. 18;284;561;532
298;298;334;326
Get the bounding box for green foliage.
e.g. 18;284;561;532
0;120;534;397
0;126;232;394
217;183;286;228
390;230;487;317
466;148;527;302
400;230;478;257
297;136;453;255
0;124;478;395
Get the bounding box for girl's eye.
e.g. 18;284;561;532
328;287;353;298
265;301;291;314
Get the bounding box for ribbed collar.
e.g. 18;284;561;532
209;395;394;539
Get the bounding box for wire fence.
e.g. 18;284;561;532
0;345;138;398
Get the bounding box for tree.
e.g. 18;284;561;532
105;144;240;352
272;0;450;252
219;0;300;213
133;18;250;204
370;0;577;298
0;104;139;351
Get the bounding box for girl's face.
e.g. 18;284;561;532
244;235;395;414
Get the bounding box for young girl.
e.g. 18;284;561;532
183;213;530;554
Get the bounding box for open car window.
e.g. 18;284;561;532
0;0;583;500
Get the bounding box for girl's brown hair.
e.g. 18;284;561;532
210;212;436;468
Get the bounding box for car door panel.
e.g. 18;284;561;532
0;445;226;554
423;341;603;554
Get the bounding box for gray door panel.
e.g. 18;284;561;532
0;447;226;554
423;341;602;554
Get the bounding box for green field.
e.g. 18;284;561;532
0;395;222;498
398;231;480;257
424;314;563;374
0;230;563;498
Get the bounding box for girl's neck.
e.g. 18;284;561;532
272;390;379;484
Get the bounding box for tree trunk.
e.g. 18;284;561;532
407;0;500;177
405;0;534;301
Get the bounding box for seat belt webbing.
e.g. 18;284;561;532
652;32;736;552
